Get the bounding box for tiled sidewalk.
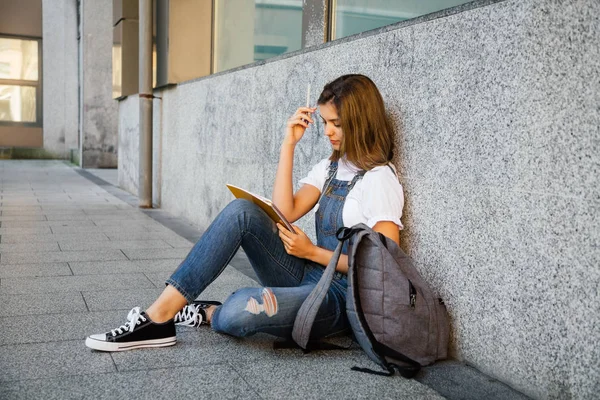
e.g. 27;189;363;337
0;160;446;399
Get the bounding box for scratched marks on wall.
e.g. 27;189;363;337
377;29;413;74
284;58;327;169
194;84;219;156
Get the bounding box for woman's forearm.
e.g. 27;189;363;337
272;142;296;217
309;245;349;274
273;106;315;220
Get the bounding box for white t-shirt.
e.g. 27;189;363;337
299;158;404;229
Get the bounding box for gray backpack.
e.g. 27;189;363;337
292;224;449;377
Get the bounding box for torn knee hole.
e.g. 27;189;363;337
244;288;278;317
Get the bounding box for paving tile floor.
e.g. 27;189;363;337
0;160;529;400
0;161;444;399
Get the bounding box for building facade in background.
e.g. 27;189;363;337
0;0;44;150
0;0;115;167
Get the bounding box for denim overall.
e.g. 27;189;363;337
315;161;366;257
168;160;365;339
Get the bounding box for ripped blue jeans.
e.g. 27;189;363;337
166;199;349;339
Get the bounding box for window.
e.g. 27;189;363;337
140;0;479;83
0;85;36;122
213;0;303;73
0;37;41;126
331;0;473;39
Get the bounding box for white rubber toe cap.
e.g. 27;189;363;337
86;333;114;351
88;333;107;341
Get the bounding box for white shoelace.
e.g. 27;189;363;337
174;305;203;327
110;307;147;336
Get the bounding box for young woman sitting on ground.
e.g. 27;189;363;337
85;74;404;351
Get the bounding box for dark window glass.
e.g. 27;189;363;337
332;0;472;39
214;0;303;72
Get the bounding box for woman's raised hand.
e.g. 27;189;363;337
284;107;316;146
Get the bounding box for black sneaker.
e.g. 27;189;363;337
85;307;176;352
174;300;222;328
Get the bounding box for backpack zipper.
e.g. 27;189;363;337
409;280;417;308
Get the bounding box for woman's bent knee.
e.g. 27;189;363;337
220;198;274;235
211;288;256;337
224;198;257;216
211;287;278;337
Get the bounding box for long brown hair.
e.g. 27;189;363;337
317;74;395;170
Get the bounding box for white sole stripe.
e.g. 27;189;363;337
85;336;177;352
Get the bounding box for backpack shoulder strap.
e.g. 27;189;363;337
292;227;360;348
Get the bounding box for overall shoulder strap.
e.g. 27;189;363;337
324;161;338;186
347;170;366;191
315;161;339;208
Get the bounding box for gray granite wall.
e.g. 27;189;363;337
42;0;79;158
118;1;599;398
80;0;118;167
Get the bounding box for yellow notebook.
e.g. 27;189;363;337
226;184;296;233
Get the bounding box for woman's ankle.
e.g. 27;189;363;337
146;285;189;323
205;305;218;324
145;306;174;323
